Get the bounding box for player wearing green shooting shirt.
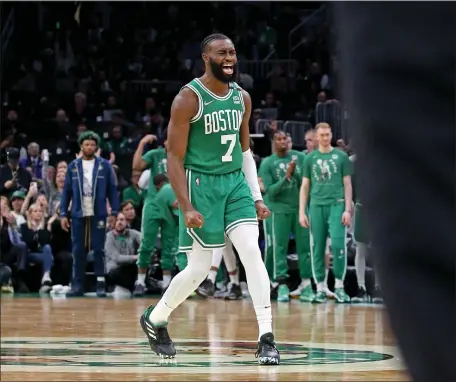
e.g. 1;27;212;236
146;174;188;282
258;131;312;302
299;123;353;303
132;134;168;296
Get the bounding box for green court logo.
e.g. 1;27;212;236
0;337;401;374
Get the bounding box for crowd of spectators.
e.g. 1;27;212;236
0;2;346;296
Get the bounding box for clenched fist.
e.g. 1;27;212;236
184;209;204;229
255;201;270;220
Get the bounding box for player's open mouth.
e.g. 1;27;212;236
222;65;234;75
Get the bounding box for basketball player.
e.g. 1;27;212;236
350;154;383;304
258;130;313;302
299;123;353;303
197;237;243;300
139;33;279;365
132;134;168;296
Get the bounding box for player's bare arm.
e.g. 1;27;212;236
167;87;204;228
240;89;270;220
342;175;353;226
299;177;310;228
132;134;157;172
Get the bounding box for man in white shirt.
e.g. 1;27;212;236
60;131;119;297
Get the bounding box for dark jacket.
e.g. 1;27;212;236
60;156;119;219
0;164;32;198
20;223;52;252
19;156;43;179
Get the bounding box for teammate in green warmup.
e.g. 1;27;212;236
299;123;353;303
132;134;169;296
144;174;187;281
258;130;313;303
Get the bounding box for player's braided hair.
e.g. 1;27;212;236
200;33;230;53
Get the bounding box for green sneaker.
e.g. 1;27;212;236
334;288;351;303
277;284;290;302
299;285;316;302
313;290;327;303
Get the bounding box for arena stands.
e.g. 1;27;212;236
1;2;363;298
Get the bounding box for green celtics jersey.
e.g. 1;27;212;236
258;150;305;213
142;147;167;201
183;78;245;175
303;148;353;206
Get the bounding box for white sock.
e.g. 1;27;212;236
222;239;239;285
162;274;171;289
149;244;212;325
42;271;51;283
207;269;217;284
324;268;329;285
207;248;224;283
355;242;368;289
335;279;344;289
136;273;146;285
228;225;272;340
317;282;325;292
97;276;105;282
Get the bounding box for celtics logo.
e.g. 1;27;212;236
0;337;401;374
313;158;338;183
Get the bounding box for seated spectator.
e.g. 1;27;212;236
20;203;54;293
105;212;142;296
47;204;72;286
0;215;14;293
43;166;65;216
104;124;131;157
120;200;141;231
19;142;43;180
8;191;26;238
122;171;145;210
0;147;32;199
0;203;29;293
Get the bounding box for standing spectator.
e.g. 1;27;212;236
19;142;43;180
0;148;32;198
20;203;54;293
105;212;141;296
60;131;119;297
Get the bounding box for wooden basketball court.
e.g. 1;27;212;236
1;296;410;381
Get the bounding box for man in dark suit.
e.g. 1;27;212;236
60;131;119;297
336;3;456;381
19;142;43;180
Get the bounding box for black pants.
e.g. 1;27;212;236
107;263;138;291
336;3;456;382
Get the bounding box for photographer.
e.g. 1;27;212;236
0;148;32;199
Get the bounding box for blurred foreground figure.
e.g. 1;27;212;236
336;3;455;382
